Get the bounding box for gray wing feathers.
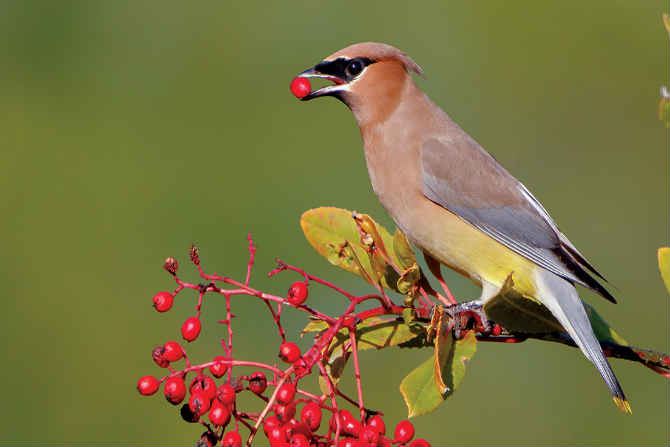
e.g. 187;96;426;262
421;136;613;300
534;270;626;401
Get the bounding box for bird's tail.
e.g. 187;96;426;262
533;269;631;414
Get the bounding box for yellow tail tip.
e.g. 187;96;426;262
613;397;632;414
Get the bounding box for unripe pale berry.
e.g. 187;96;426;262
290;77;311;99
394;420;415;444
279;341;301;363
137;375;160;395
181;316;201;342
287;281;308;305
152;291;174;312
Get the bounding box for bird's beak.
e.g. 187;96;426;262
298;65;349;101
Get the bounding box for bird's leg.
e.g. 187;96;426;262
423;252;458;305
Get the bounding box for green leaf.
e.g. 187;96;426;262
483;274;628;345
301;319;329;337
400;331;477;417
658;247;669;293
393;230;416;269
328;317;424;359
301;208;422;293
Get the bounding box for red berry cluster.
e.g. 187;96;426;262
138;241;433;446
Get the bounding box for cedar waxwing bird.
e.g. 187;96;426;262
297;42;631;413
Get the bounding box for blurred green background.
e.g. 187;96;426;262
1;1;668;445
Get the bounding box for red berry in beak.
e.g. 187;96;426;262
290;77;311;99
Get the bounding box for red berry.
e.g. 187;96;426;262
287;281;308;305
359;426;380;445
181;316;201;342
216;384;236;405
367;414;386;435
221;430;243;447
190;376;217;401
263;415;281;436
209;355;228;378
300;402;322;431
336;437;357;447
410;439;431;447
163;341;183;362
277;382;296;405
249;371;267;395
267;426;288;447
394;420;415;444
279;342;301;363
289;433;310;447
209;399;231;426
290;77;311;99
153;291;174;312
189;392;211;417
275;401;296;423
285;418;311;439
164;376;187;405
137;375;160;396
341;413;362;438
152;346;169;368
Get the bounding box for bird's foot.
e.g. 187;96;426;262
442;301;492;339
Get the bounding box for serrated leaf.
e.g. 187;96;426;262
483;274;628;345
301;208;416;292
400;331;477;417
658;247;669;293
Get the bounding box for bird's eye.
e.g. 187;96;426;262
345;59;364;78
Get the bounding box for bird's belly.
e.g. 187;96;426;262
389;195;539;297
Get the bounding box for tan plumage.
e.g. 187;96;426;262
298;42;630;413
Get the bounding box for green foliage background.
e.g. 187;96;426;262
1;1;667;445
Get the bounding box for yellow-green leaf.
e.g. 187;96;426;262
400;331;477;417
301;208;400;290
301;319;329;337
393;230;416;269
328;317;424;360
658;247;669;293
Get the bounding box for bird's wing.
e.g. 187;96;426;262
421;135;615;303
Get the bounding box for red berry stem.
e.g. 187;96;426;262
348;329;366;422
246;365;294;447
244;233;255;286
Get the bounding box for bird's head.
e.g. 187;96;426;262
298;42;424;123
